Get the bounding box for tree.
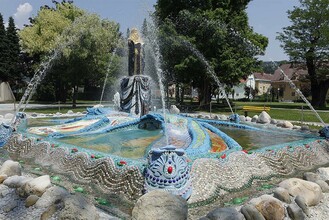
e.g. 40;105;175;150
277;0;329;107
0;13;9;81
19;1;122;106
6;17;21;82
155;0;267;107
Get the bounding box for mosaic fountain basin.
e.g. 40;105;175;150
20;108;319;164
5;107;328;203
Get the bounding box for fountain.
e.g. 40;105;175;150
120;29;151;117
1;23;329;218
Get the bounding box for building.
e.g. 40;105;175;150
270;63;309;102
254;72;273;96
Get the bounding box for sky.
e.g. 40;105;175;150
0;0;300;61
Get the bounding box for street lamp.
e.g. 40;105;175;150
277;88;280;101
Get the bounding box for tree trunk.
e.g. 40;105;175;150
72;86;78;108
199;78;211;108
180;86;185;105
311;80;329;108
175;83;180;104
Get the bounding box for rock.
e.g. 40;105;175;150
206;207;245;220
281;121;294;129
287;204;305;220
21;175;51;197
295;196;309;216
55;112;62;116
0;160;21;177
2;200;17;212
270;119;277;124
132;190;187;220
315;180;329;193
249;195;285;220
204;115;210;119
59;194;99;220
251;115;258;122
213;115;220;120
240;204;265;220
25;195;40;207
273;187;291;203
0;184;11;198
279;178;323;206
31;113;38;117
256;111;271;124
41;203;62;220
245;116;252;122
317;167;329;181
199;217;210;220
293;125;301;130
239;116;246;121
3;175;33;188
0;174;7;183
169;105;180;114
67;110;74;114
4;113;14;119
35;186;69;209
300;125;309;131
197;114;203;118
303;172;321;183
219;115;228;120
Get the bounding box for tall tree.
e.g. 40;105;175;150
19;1;122;106
0;13;9;81
155;0;267;107
277;0;329;107
6;17;21;82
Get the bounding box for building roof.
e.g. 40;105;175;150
254;72;273;81
272;63;308;81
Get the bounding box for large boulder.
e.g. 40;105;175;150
59;194;99;220
317;167;329;181
277;121;294;129
251;115;258;122
206;207;245;220
132;190;188;220
256;111;271;124
273;187;291;204
249;195;285;220
20;175;51;197
3;175;33;188
169;105;180;114
279;178;323;206
0;160;21;177
240;204;265;220
35;186;69;208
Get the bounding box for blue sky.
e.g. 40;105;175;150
0;0;300;61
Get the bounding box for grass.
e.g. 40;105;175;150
23;99;329;124
201;101;329;124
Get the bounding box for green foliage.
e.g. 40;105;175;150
155;0;268;105
0;14;21;84
19;1;122;104
6;17;21;81
0;13;9;81
277;0;329;107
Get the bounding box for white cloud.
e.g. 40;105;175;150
13;3;33;29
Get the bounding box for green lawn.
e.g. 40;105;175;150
209;101;329;124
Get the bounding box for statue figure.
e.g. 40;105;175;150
120;29;150;117
128;28;145;76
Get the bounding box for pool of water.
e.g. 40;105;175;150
216;125;317;150
59;128;162;159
